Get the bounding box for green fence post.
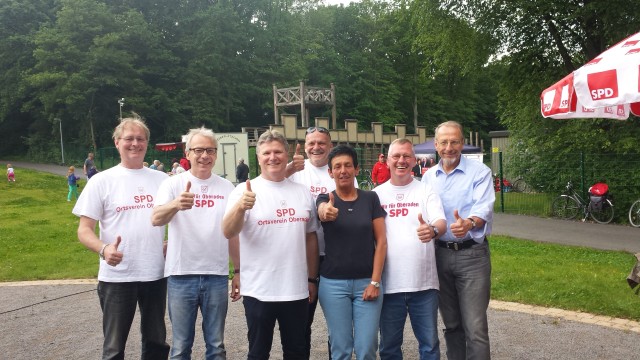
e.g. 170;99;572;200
499;151;504;213
580;151;586;198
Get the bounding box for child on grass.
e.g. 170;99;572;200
7;164;15;182
67;166;80;201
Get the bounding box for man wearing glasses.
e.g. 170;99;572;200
73;115;170;359
152;127;237;359
421;121;495;360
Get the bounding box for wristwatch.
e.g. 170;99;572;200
431;225;439;239
467;217;477;229
308;277;319;285
370;280;380;288
98;243;109;260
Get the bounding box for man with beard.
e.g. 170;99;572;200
421;121;495;360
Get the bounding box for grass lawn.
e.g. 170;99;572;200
1;166;639;321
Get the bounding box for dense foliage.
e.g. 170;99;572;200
0;0;501;161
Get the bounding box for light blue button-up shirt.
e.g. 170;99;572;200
421;156;495;243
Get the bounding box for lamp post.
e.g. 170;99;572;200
118;98;125;119
55;117;65;165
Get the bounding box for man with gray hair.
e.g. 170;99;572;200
153;126;237;359
223;129;319;359
374;138;446;360
422;121;495;360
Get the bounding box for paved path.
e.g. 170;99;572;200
2;161;640;359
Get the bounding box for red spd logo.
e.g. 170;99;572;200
588;69;618;101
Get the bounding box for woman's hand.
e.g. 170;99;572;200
362;283;380;301
319;193;339;222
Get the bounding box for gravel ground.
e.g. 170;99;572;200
2;282;640;360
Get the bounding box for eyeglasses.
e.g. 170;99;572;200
190;147;217;156
306;127;329;135
119;137;147;143
390;154;414;160
437;140;462;147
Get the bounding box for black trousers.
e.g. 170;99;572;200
243;296;309;360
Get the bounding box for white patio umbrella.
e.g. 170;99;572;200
540;31;640;120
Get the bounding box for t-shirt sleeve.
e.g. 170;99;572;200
316;192;330;207
370;191;387;219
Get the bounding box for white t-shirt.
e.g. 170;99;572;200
72;165;168;282
289;159;358;255
225;176;320;301
373;179;445;294
155;171;235;277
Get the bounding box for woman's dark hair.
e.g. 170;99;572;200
328;144;359;170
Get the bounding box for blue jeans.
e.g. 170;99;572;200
318;277;383;360
168;275;229;360
379;289;440;360
243;296;308;360
436;240;491;360
97;279;169;360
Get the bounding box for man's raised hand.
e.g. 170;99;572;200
291;143;305;172
239;178;256;211
177;181;195;210
416;213;434;243
449;209;469;238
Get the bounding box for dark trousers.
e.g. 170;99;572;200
97;279;170;360
305;255;330;359
243;296;309;360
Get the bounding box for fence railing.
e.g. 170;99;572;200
494;151;640;224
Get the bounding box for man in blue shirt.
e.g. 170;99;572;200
422;121;495;360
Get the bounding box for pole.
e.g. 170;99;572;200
56;118;65;165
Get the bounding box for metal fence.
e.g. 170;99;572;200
494;151;640;224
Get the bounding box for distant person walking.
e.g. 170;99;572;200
67;166;80;202
6;163;15;182
84;152;98;179
235;158;249;183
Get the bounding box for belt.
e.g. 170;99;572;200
436;238;482;251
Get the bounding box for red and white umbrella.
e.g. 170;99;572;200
540;31;640;120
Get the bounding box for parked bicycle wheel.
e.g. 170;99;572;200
359;180;373;191
629;200;640;227
590;199;614;224
551;196;580;220
512;179;530;193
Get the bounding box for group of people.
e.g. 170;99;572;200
73;116;494;360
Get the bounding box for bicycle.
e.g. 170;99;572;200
511;176;532;193
628;199;640;227
359;169;374;190
551;181;614;224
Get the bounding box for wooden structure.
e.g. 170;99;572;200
273;81;337;129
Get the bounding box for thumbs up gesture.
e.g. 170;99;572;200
416;213;435;243
450;209;470;238
239;178;256;211
177;181;195;210
319;192;339;222
291;143;305;172
105;236;124;267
